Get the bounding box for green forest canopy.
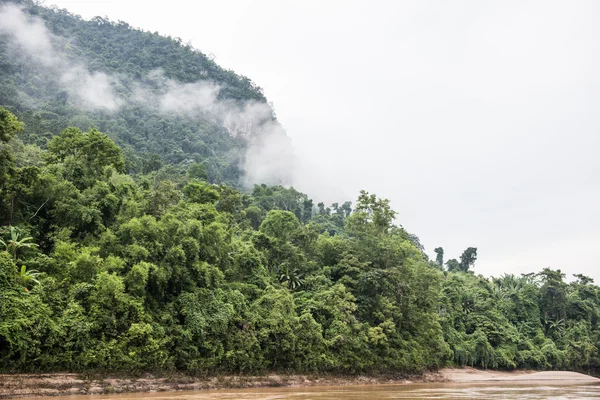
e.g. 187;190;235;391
1;107;599;373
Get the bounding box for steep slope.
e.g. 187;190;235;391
0;0;291;186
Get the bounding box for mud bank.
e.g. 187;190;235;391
0;371;444;398
1;368;598;398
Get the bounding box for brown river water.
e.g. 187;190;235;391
21;382;600;400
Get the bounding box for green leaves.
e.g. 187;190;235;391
183;181;219;204
0;226;38;261
259;210;301;243
0;107;24;143
346;190;396;236
46;127;125;189
17;265;41;290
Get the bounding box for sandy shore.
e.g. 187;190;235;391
440;367;600;384
0;368;597;398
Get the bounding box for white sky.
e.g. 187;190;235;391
45;0;600;280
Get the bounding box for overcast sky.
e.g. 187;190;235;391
45;0;600;281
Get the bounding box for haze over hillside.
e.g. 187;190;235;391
0;0;297;189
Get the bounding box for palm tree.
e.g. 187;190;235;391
17;265;41;292
460;290;481;314
0;226;37;261
496;273;537;295
278;264;304;290
489;283;507;303
545;318;566;337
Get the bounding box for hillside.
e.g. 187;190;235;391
0;0;290;187
0;0;600;379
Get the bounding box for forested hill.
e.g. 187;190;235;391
0;0;289;187
1;103;600;374
1;0;600;377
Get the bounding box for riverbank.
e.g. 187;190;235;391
0;368;598;398
0;371;443;398
440;367;600;384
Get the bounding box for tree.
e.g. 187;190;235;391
145;180;182;216
446;258;460;272
216;185;243;215
5;0;600;376
346;190;396;236
278;263;304;290
538;268;568;327
459;247;477;272
259;210;301;243
339;201;352;218
183;181;219;204
0;106;24;143
47;128;125;173
16;265;41;291
188;162;208;181
141;153;163;174
0;107;24;224
434;247;444;266
0;226;37;261
244;205;263;230
317;202;329;215
573;274;594;285
46;128;126;190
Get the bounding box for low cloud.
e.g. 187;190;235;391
60;66;122;111
0;3;296;187
0;3;122;111
132;69;296;186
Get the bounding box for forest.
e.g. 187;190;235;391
1;105;599;374
1;0;599;376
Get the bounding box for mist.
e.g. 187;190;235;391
131;69;298;186
0;4;122;111
0;3;298;187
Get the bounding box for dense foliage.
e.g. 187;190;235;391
1;107;600;374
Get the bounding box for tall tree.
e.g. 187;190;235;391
434;247;444;266
0;106;24;143
459;247;477;272
0;107;25;224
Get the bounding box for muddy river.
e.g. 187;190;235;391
20;382;600;399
